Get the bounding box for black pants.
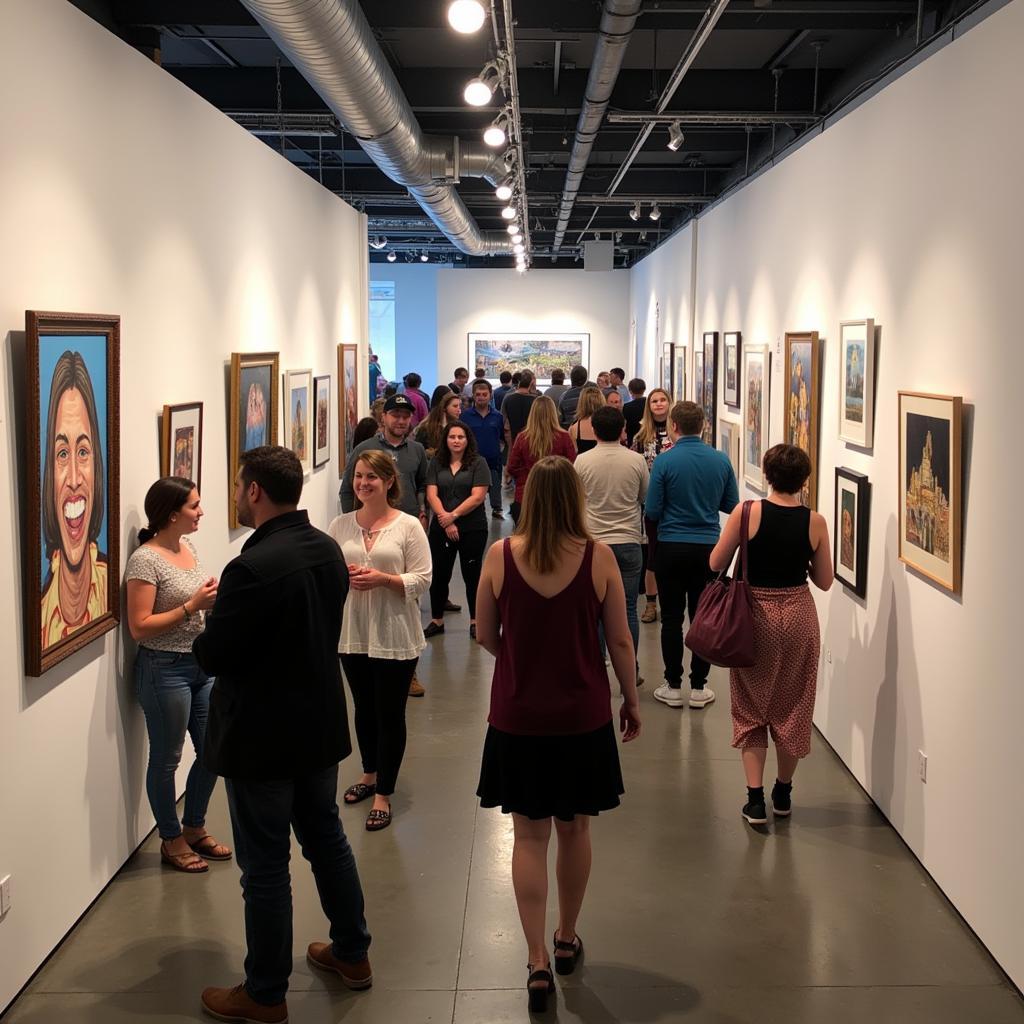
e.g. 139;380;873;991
509;501;521;525
340;654;418;796
653;541;714;689
428;524;488;619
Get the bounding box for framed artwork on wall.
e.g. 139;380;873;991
338;343;360;477
284;368;313;475
313;375;331;468
693;345;704;405
661;341;675;397
784;331;821;508
701;331;719;446
898;391;962;593
743;345;771;491
468;332;589;387
718;418;740;482
834;467;870;598
839;319;875;448
25;310;121;676
673;345;687;405
161;402;203;491
723;331;742;409
229;351;279;529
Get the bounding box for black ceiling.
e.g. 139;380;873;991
74;0;975;268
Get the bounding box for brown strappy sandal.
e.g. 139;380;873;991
160;841;208;874
186;834;233;861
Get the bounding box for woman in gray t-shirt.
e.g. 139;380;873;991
125;477;227;874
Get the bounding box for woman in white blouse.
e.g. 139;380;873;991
327;449;432;832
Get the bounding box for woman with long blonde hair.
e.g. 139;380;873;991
568;385;606;455
632;388;673;622
475;457;641;1012
506;395;576;524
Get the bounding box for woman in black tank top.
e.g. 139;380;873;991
710;445;834;828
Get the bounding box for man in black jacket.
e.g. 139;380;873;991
623;377;647;448
195;446;371;1024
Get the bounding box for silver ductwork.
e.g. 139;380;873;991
237;0;510;255
550;0;643;253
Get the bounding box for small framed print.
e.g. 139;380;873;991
673;345;687;405
839;319;875;448
661;342;675;397
723;331;741;409
284;368;313;475
229;351;280;528
743;345;771;491
834;467;870;598
313;375;331;468
161;402;203;491
701;331;719;446
338;344;360;476
718;418;740;482
784;331;821;508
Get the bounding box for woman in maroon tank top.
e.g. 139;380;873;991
475;456;642;1012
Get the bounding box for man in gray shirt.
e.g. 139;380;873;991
544;368;570;408
558;364;595;427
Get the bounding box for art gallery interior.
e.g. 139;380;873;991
1;0;1022;1020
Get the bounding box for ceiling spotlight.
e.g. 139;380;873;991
495;181;513;201
511;233;523;244
447;0;486;34
628;201;641;222
649;203;662;221
501;205;517;220
483;115;507;148
420;252;429;263
386;251;397;263
513;243;525;254
464;61;501;107
368;235;388;250
667;121;685;152
506;222;519;235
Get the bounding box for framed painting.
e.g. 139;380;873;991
468;332;589;387
25;310;120;677
338;343;360;476
661;341;675;397
161;402;203;492
723;331;741;409
701;331;719;446
673;345;687;405
284;368;313;475
743;346;770;491
229;351;279;529
839;319;875;448
718;418;740;482
834;467;870;598
693;345;704;406
784;331;821;508
313;374;331;468
898;391;962;593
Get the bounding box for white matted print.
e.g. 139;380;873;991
284;368;313;474
743;346;770;491
718;418;740;482
313;375;331;468
839;319;875;447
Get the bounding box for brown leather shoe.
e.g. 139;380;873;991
200;983;287;1023
408;675;425;697
307;942;373;990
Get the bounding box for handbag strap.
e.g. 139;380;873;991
736;500;753;584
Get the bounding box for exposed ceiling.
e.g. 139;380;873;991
73;0;978;268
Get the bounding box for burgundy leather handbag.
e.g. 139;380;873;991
684;500;756;668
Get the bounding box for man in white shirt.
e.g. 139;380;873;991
575;405;649;684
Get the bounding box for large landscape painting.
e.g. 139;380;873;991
469;333;589;387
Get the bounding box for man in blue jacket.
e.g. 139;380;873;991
461;378;506;519
645;401;739;710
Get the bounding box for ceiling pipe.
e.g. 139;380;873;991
235;0;510;255
550;0;644;253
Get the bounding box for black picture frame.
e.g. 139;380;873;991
834;467;870;598
701;331;719;446
723;331;742;409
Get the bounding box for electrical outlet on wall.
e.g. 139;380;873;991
918;751;928;783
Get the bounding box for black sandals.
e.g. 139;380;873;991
343;782;376;805
553;932;584;975
526;963;555;1012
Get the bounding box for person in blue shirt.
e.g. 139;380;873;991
493;371;513;412
461;379;506;519
369;354;382;398
645;400;739;711
608;367;630;405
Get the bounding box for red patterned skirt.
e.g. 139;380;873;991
729;585;820;758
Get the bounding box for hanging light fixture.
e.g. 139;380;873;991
501;205;517;220
666;121;685;152
513;243;525;254
495;180;513;201
483;114;508;148
447;0;486;34
649;204;662;221
506;222;519;235
629;201;641;222
464;61;501;107
420;252;429;262
511;233;523;245
386;251;397;263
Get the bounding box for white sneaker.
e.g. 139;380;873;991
653;684;686;708
689;686;715;709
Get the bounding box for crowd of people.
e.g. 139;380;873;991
124;360;832;1021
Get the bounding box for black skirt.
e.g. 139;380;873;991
476;720;624;822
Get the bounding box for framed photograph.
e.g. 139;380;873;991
25;310;120;676
723;331;742;409
338;343;360;476
673;345;687;405
693;346;704;405
284;369;313;475
784;331;821;508
718;418;740;481
661;341;675;397
161;402;203;491
839;319;875;448
313;375;331;468
468;332;589;387
743;346;771;491
834;467;870;598
898;391;962;593
701;331;719;446
229;351;279;529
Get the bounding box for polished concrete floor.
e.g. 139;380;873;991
6;521;1023;1023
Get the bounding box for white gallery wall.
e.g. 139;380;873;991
436;268;631;384
0;0;367;1011
630;0;1023;989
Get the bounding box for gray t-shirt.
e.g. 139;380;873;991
124;538;207;652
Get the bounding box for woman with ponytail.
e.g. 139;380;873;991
125;477;227;874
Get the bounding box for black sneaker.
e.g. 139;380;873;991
423;622;445;639
771;780;792;817
742;798;768;825
491;509;504;519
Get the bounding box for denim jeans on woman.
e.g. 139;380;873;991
598;542;642;673
135;646;219;840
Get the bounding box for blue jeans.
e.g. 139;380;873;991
599;543;642;673
135;647;218;840
226;766;371;1005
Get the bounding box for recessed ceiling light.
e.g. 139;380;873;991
447;0;486;34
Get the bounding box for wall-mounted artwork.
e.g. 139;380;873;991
784;331;821;508
468;332;589;387
673;345;687;405
834;467;870;598
743;346;771;491
338;343;360;476
285;368;312;475
701;332;719;446
899;391;962;593
229;351;279;528
313;375;331;468
25;310;121;677
161;402;203;492
718;418;740;482
661;341;675;397
839;319;875;448
723;331;741;409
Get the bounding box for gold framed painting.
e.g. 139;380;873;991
229;351;279;528
338;343;360;476
784;331;821;508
